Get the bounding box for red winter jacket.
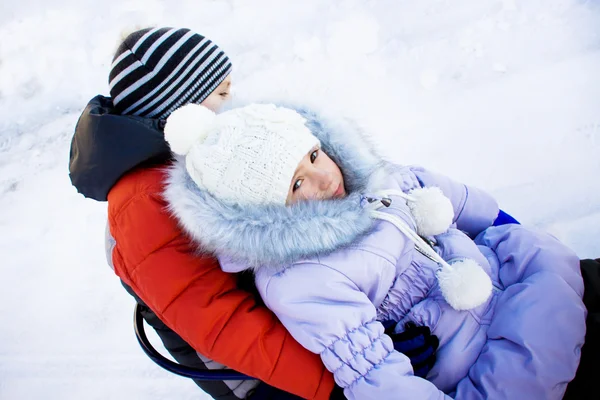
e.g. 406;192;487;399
70;96;335;399
108;168;334;399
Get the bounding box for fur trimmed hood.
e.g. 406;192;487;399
163;107;387;270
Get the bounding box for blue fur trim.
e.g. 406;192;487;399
163;106;384;271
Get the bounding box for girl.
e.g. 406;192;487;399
162;103;586;399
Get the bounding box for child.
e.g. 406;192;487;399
72;27;340;400
72;26;440;400
162;103;586;399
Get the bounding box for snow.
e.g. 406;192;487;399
0;0;599;398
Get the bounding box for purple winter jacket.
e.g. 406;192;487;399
164;107;586;400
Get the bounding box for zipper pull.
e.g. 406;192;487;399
380;197;392;207
361;195;393;208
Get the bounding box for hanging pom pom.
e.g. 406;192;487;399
407;187;454;236
164;104;216;155
437;259;493;310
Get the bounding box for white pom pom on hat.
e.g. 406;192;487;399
164;104;216;155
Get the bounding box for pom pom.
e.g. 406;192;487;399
408;187;454;236
164;104;216;155
437;259;492;310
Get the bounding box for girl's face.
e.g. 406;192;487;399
286;147;346;205
201;74;232;112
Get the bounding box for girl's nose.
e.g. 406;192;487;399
311;169;333;190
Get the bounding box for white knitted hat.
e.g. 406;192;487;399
164;103;320;206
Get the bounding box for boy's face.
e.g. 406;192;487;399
201;75;232;112
286;147;346;205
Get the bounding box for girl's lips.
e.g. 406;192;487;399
333;183;344;197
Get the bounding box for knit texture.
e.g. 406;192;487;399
165;104;320;206
109;27;232;119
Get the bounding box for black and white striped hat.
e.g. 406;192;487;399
109;27;232;120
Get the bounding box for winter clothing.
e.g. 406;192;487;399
68;96;335;399
122;280;262;399
109;27;232;120
164;103;493;310
69;96;440;400
69;95;170;201
164;103;320;206
164;107;586;400
564;258;600;400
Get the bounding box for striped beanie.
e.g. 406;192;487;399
109;27;232;120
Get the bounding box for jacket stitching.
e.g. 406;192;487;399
343;346;394;389
347;246;396;268
454;185;469;224
326;320;386;373
129;235;179;275
113;192;154;220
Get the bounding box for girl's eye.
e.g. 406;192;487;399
310;150;318;163
293;179;303;192
220;92;229;98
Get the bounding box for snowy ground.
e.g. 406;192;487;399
1;0;599;399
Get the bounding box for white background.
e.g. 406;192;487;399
1;0;599;398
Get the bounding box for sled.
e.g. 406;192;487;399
134;303;250;380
